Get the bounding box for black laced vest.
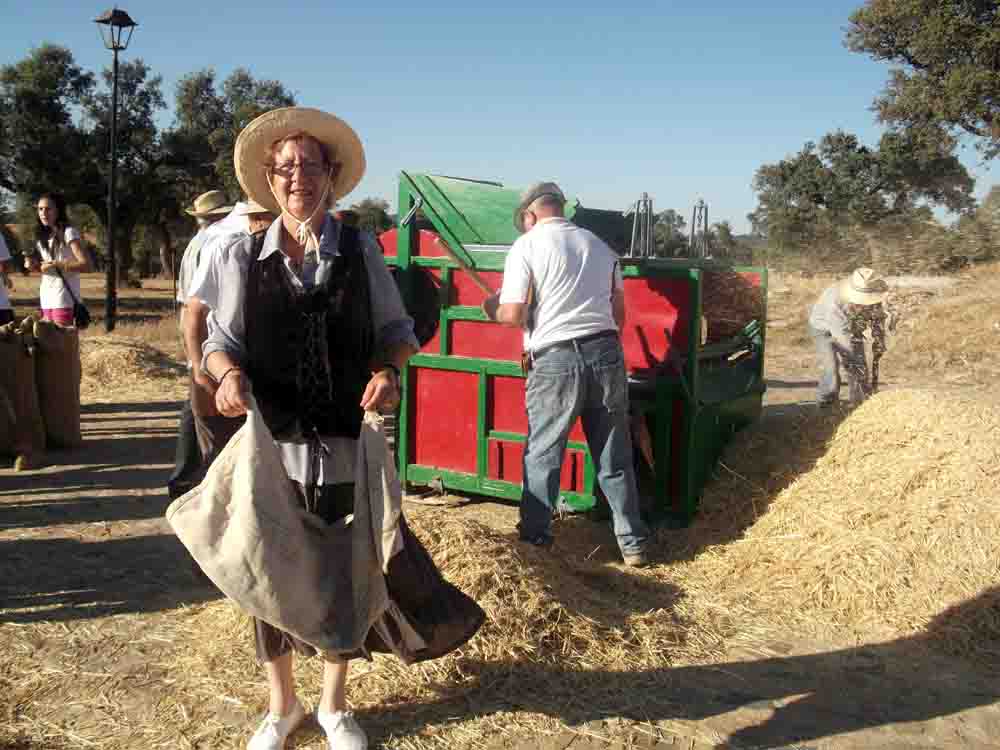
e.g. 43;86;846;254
244;225;373;440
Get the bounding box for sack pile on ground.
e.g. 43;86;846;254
0;316;82;470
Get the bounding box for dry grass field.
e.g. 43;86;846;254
1;265;998;750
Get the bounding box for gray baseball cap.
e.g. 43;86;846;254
513;181;566;233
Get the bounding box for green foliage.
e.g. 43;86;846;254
172;67;295;201
1;49;301;283
652;209;689;256
1;46;172;278
0;44;95;200
349;197;395;234
847;0;1000;159
749;129;975;254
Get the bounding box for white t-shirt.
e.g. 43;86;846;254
499;217;621;352
0;233;11;310
37;226;83;310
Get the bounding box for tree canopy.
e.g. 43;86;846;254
748;129;975;248
1;47;297;280
847;0;1000;159
173;68;295;199
348;197;395;235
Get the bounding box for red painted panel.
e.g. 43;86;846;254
487;439;524;484
452;270;504;306
487;439;584;493
378;228;442;258
410;368;478;473
621;277;692;375
451;320;523;362
489;375;585;440
560;449;586;492
490;375;527;434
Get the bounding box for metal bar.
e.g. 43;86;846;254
477;365;488;484
399;171;495;295
629;198;640;256
408;352;524;377
398;195;423;227
432;236;495;295
439;267;452;356
105;48;119;332
395;182;416;485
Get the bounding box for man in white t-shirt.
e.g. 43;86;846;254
483;182;650;567
0;231;14;325
168;190;235;499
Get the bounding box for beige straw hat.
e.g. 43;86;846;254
234;107;366;215
235;199;274;217
185;190;233;217
839;267;889;306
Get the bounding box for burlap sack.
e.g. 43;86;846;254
0;385;14;455
33;319;82;448
166;403;394;653
0;318;46;464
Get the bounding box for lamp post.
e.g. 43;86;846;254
94;7;137;333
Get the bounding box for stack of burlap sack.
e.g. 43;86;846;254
0;316;82;471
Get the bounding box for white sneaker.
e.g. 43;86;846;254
247;698;306;750
316;709;368;750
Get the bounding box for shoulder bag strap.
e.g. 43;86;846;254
53;266;83;307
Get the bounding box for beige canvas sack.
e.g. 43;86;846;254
33;319;83;448
166;401;397;654
0;318;46;466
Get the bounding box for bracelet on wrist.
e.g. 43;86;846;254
218;366;242;386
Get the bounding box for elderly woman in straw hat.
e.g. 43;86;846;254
808;267;890;407
198;107;418;750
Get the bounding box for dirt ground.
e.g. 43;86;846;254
2;275;998;749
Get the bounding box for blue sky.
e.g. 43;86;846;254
2;1;994;232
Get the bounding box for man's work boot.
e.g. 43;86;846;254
622;549;649;568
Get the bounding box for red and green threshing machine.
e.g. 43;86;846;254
380;172;767;524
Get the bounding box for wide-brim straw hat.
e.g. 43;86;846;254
186;190;233;217
234;107;366;215
514;181;566;233
235;199;274;217
840;267;889;306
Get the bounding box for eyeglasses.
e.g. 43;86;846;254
269;160;328;179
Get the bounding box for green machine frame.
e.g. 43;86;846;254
385;172;767;523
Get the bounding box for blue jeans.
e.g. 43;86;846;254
809;325;869;405
519;334;649;556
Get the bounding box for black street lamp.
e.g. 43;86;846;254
94;7;138;333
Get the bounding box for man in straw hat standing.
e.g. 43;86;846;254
808;267;890;407
199;107;420;750
483;181;651;568
167;190;234;500
184;199;275;471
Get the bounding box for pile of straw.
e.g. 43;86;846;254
158;514;708;748
883;262;1000;388
80;336;185;391
681;388;1000;661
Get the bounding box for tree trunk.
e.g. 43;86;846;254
117;229;134;288
157;221;174;280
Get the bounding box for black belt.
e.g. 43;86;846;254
531;330;618;359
